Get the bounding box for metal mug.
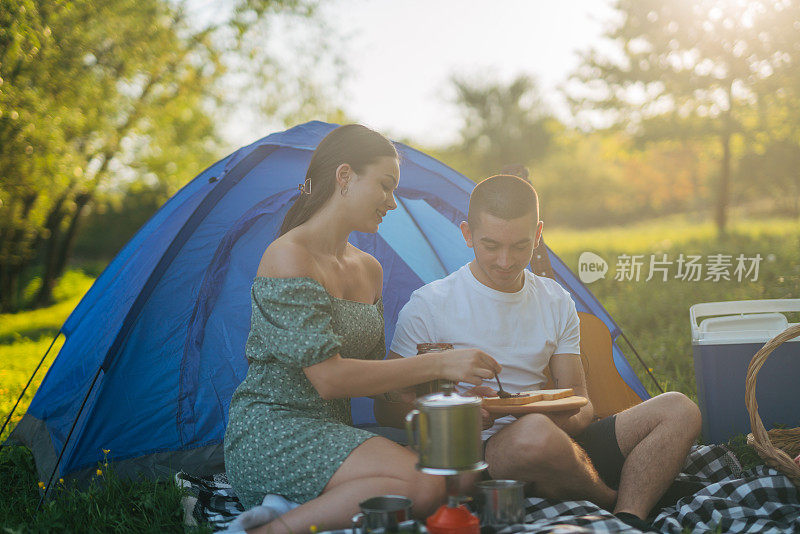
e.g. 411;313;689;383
404;383;487;475
476;480;525;527
351;495;413;533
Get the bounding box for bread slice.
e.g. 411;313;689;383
482;391;543;407
536;388;574;401
481;388;575;407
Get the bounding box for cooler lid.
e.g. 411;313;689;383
690;299;800;345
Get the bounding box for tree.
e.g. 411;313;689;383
441;75;557;180
0;0;326;311
569;0;800;235
737;91;800;217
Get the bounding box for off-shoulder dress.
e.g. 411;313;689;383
224;277;385;508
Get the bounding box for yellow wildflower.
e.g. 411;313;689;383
96;468;103;476
59;478;64;484
38;481;45;490
310;526;318;534
102;449;110;454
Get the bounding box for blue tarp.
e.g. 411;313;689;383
24;121;649;478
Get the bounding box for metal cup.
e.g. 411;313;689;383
351;495;413;533
404;384;487;475
476;480;525;527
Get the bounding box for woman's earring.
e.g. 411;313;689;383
340;184;349;196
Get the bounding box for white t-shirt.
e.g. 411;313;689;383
389;263;581;439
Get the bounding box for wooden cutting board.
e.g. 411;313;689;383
482;388;574;407
483;395;588;415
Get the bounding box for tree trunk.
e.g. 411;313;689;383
716;131;731;236
0;192;39;312
51;193;91;290
34;213;70;308
0;264;22;313
716;83;734;237
0;261;16;312
32;193;72;308
0;211;13;312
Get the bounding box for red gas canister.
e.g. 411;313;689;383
426;501;480;534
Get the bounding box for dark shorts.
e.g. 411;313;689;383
483;415;625;490
573;415;625;490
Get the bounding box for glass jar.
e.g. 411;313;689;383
415;343;454;395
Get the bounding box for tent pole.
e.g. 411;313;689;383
0;333;60;446
620;332;664;394
36;366;102;512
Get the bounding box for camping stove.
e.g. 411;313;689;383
404;383;486;534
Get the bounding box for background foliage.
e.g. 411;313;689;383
3;0;799;314
0;0;334;311
1;0;800;530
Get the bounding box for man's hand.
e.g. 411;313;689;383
465;385;498;430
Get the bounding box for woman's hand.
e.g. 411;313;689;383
437;349;501;386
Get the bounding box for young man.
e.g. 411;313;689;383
381;174;701;529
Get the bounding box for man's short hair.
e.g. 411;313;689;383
467;174;540;228
499;164;529;180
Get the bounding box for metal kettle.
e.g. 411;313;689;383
404;383;487;474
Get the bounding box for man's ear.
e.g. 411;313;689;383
534;220;544;248
460;221;474;248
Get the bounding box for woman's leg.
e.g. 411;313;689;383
247;436;446;534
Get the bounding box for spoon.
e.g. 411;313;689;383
495;374;511;398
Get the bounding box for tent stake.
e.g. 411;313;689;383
0;334;60;446
620;332;664;394
36;366;102;513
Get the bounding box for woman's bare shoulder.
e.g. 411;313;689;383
257;237;318;280
351;246;383;297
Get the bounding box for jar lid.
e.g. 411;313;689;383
416;343;454;354
417;384;481;408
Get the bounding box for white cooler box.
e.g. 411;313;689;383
690;299;800;444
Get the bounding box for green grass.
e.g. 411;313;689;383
546;215;800;397
0;445;210;533
0;269;211;532
0;272;93;443
2;215;798;530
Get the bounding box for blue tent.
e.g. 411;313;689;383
10;121;649;484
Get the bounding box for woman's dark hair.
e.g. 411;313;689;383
278;124;398;236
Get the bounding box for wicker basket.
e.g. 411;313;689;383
745;322;800;487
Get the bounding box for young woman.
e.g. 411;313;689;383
224;124;501;533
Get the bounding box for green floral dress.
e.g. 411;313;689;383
224;277;385;509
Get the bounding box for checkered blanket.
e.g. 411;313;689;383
176;445;800;533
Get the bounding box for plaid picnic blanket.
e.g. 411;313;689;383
176;445;800;533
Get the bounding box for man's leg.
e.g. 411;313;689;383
484;413;617;510
613;391;702;519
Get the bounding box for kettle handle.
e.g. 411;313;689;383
404;408;420;452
